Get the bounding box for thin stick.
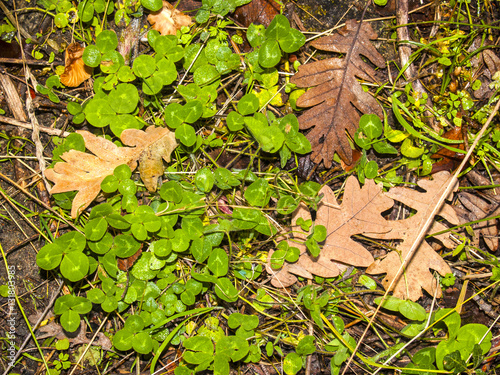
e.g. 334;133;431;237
0;58;55;65
0;115;70;137
341;97;500;374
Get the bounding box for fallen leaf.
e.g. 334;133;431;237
117;247;143;271
176;0;202;12
340;149;362;172
472;47;498;99
266;203;314;288
430;126;465;173
46;126;177;218
233;0;280;27
120;126;178;190
267;178;393;288
270;172;460;300
483;49;500;77
148;1;193;36
29;313;112;350
290;20;385;167
60;43;92;87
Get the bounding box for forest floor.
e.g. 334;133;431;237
1;0;500;374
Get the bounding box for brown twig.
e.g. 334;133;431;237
0;115;70;137
396;0;439;132
0;58;56;65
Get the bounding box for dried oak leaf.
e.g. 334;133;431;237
267;177;393;288
46;126;177;218
266;202;330;288
269;172;459;301
60;43;92;87
290;20;385;167
148;1;193;36
367;171;460;300
120;126;178;190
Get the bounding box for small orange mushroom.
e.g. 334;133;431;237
147;1;192;36
60;43;92;87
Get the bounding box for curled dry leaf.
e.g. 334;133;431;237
45;126;177;218
60;43;92;87
269;172;459;301
148;1;193;36
290;20;385;167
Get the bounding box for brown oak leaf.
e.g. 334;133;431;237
290;20;385;167
46;126;177;218
233;0;280;27
457;192;499;252
269;172;459;301
267;177;393;288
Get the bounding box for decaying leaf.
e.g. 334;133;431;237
472;48;499;99
117;247;143;271
28;312;112;350
290;20;385;167
148;1;193;36
430;126;465;173
483;49;500;77
60;43;92;87
270;172;460;301
233;0;280;27
46;126;177;218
